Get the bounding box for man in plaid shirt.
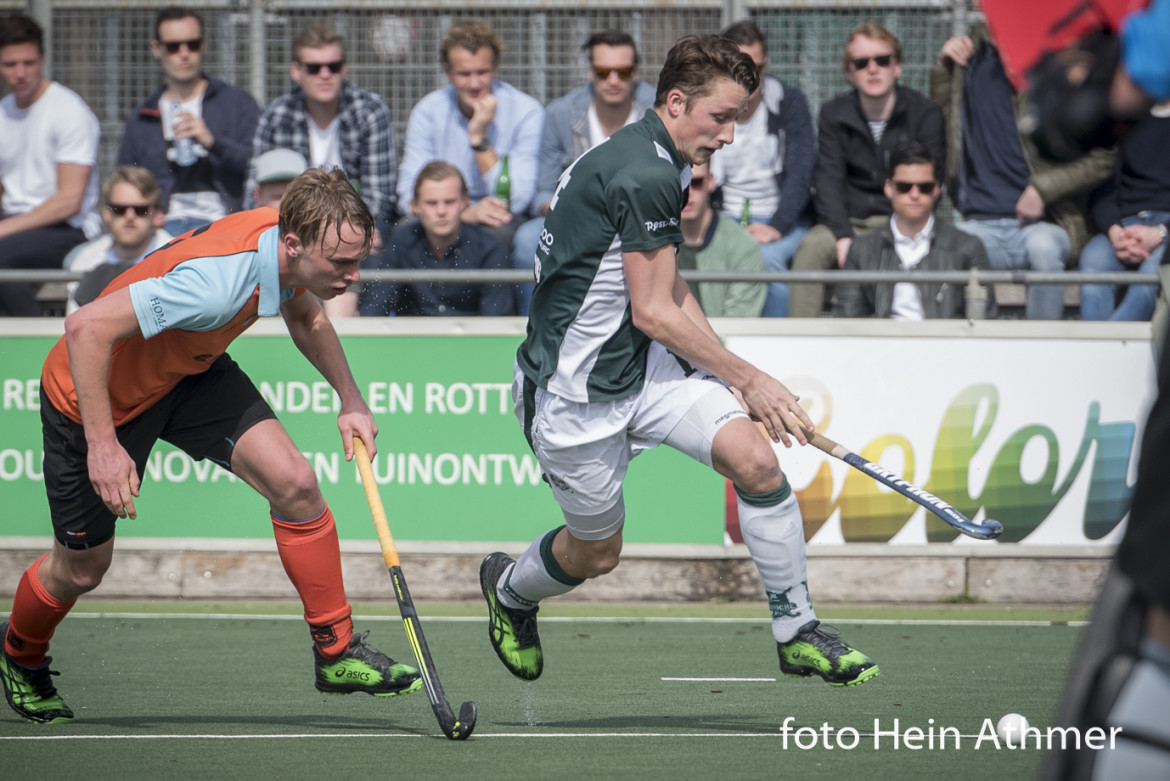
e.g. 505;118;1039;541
248;23;397;237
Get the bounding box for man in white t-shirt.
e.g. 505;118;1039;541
711;21;815;317
0;14;101;316
116;7;260;237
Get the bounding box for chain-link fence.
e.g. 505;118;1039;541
2;0;977;178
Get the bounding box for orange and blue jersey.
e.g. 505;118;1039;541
41;208;304;426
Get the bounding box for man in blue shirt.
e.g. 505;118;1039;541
398;20;543;253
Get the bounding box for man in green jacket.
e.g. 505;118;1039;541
678;161;766;317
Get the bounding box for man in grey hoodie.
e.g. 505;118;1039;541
511;31;657;314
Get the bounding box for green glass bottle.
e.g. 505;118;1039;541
495;154;511;209
739;198;752;227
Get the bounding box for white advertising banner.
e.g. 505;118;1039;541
723;320;1158;547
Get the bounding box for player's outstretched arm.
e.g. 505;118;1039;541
281;293;377;460
624;247;811;446
63;288;145;519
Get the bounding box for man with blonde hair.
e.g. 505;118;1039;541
398;20;543;250
62;166;173;313
0;168;421;725
249;23;397;245
787;22;945;317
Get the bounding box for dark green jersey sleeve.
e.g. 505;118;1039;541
607;162;685;253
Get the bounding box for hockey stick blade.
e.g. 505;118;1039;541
354;438;478;740
391;567;477;740
803;429;1003;541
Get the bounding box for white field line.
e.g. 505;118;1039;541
662;677;777;682
66;613;1087;627
0;731;996;742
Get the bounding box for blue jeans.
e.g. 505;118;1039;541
512;216;544;316
755;218;809;318
164;215;212;237
954;218;1071;320
1079;211;1170;321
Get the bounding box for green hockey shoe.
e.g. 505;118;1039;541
313;630;422;697
0;623;74;723
480;552;543;680
777;620;880;687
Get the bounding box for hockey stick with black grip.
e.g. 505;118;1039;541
353;438;477;740
801;428;1003;541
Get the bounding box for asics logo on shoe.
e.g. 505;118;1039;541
334;669;371;681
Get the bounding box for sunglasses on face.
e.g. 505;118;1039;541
850;54;894;70
301;60;344;76
593;65;634;81
891;180;936;195
161;38;203;55
107;203;154;217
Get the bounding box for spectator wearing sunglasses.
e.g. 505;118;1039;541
834;142;992;319
510;30;656;314
116;7;260;238
62;166;172;314
249;24;397;319
788;22;945;317
710;20;814;318
932;23;1114;320
398;21;543;260
0;14;100;316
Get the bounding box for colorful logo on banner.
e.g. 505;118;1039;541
791;384;1136;543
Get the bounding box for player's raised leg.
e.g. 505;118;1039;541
710;414;879;687
230;418;421;697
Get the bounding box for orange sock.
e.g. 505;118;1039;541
271;506;353;659
5;553;76;665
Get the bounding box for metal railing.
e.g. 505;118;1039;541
3;269;1157;286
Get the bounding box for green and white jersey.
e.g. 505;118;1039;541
517;111;690;403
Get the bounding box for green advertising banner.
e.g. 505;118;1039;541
0;328;724;545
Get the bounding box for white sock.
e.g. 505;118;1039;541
496;526;584;610
737;480;817;644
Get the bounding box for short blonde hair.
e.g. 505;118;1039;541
102;166;162;209
441;20;502;68
293;22;345;62
278;167;374;253
843;22;902;72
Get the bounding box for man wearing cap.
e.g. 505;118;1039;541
251;149;309;210
116;7;260;237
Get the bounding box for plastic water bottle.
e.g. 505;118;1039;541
495;154;511;209
739;198;752;227
171;102;196;167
